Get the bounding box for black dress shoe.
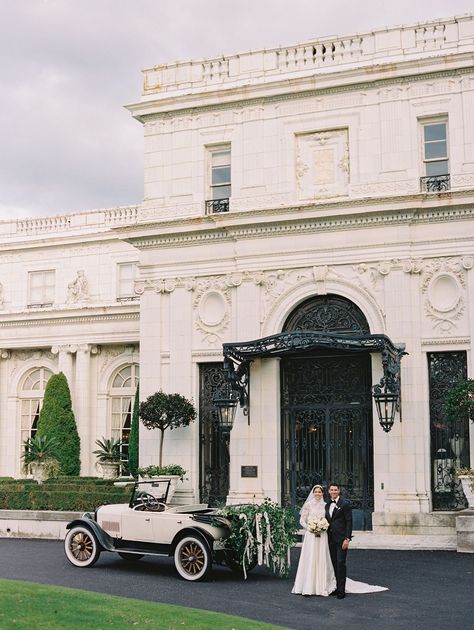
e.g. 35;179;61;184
329;590;338;596
337;593;346;599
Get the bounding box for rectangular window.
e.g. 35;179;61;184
423;122;449;176
28;270;55;307
117;262;138;301
206;146;231;213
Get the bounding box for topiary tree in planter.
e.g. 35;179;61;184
127;385;140;478
36;372;81;476
139;391;196;467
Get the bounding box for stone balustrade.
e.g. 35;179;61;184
0;205;139;240
142;14;474;96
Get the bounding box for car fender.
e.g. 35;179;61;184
66;517;115;552
170;526;214;554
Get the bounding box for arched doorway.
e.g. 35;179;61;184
281;294;374;529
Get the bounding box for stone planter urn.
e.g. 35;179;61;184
459;475;474;508
99;462;120;480
30;462;48;484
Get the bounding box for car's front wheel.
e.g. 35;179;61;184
174;535;212;581
64;526;101;568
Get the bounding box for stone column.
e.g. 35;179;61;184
75;344;99;475
51;345;74;386
0;350;12;477
373;264;430;533
227;279;267;504
137;288;163;466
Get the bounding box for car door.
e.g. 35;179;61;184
121;508;154;542
151;512;187;544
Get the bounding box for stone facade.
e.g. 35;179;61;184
1;14;474;531
0;208;140;477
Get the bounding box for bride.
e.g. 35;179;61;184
292;485;387;597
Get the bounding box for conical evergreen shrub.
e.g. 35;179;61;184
127;385;139;478
36;372;81;476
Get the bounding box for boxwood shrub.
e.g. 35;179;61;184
0;478;130;511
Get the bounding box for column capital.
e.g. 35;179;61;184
0;349;11;360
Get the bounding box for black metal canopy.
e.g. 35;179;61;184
217;331;407;431
223;331;404;363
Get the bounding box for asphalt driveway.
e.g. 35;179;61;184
0;539;472;630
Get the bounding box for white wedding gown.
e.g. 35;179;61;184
292;498;387;597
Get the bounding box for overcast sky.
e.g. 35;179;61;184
0;0;472;220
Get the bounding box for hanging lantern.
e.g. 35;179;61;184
373;390;398;432
212;381;240;432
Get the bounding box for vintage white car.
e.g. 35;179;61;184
64;480;239;581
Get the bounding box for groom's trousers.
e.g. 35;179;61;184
329;540;347;594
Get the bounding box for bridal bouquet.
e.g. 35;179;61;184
307;516;329;537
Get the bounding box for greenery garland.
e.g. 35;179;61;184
445;379;474;423
220;498;298;578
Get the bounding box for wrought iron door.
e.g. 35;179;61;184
428;351;469;510
281;352;374;529
199;363;229;505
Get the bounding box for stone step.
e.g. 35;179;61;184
296;529;456;550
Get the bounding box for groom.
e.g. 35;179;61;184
326;482;352;599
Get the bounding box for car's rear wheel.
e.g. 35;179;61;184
64;526;101;568
118;552;144;561
174;535;211;581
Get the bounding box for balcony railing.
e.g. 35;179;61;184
205;198;230;214
420;174;450;193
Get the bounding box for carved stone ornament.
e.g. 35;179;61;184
66;270;90;304
252;264;383;325
193;275;242;345
296;129;349;200
419;257;472;333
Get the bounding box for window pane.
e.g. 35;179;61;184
211;150;230;167
212;165;231;185
113;366;132;388
424;124;446;142
212;185;231;200
426;160;449;176
425;140;447;160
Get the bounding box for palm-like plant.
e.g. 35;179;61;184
93;437;123;463
22;434;59;471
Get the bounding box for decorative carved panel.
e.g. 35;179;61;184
296;129;349;199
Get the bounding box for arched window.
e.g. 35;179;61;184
20;367;54;444
109;364;139;466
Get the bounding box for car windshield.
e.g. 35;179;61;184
129;480;171;508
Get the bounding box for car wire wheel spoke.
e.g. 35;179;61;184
64;525;101;568
174;535;211;581
180;543;205;574
70;532;93;561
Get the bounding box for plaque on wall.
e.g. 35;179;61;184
241;465;258;478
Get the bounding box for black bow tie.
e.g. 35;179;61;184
331;500;337;504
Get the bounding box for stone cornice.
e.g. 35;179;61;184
0;308;139;328
129;64;474;123
123;203;474;250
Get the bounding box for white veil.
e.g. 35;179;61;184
300;484;326;513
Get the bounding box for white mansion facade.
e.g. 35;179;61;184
2;14;474;532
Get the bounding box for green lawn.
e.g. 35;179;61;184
0;579;287;629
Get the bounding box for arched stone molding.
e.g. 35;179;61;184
97;347;140;396
261;276;386;337
9;358;58;395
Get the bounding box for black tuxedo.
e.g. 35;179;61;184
326;498;352;595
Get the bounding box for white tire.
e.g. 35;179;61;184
64;525;101;568
174;535;211;581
